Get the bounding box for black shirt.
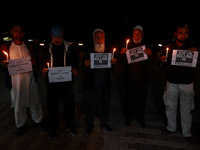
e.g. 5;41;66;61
52;43;65;67
160;42;198;84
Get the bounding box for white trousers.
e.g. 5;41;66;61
14;103;43;128
163;81;194;137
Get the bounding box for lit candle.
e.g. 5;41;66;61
166;47;169;57
112;48;116;59
47;62;49;68
3;50;8;61
165;47;169;62
126;39;129;49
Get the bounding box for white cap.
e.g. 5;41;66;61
133;25;143;31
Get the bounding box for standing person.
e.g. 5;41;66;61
82;29;117;134
41;26;79;138
0;24;44;136
160;24;198;144
119;25;152;128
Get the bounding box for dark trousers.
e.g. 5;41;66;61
85;89;110;125
47;82;75;130
124;80;147;122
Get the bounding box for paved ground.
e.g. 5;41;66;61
0;58;200;150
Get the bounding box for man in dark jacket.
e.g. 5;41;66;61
41;26;79;138
82;29;117;134
119;25;152;128
160;24;198;144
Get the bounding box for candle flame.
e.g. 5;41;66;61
126;39;130;44
3;50;8;56
166;47;169;51
47;62;49;68
113;48;116;52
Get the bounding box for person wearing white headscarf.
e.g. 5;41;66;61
82;29;117;134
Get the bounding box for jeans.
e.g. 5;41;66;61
163;81;194;137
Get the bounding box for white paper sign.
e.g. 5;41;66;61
171;50;198;67
126;45;148;64
8;57;33;75
48;66;72;83
90;53;111;69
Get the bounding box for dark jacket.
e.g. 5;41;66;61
160;41;199;84
117;41;151;84
0;41;37;89
40;41;78;85
81;45;113;91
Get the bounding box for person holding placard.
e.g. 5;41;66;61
159;24;199;144
118;25;152;128
82;29;117;134
0;24;45;136
41;26;79;139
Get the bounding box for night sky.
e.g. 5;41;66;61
1;3;200;46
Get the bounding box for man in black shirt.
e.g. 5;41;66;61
160;24;198;144
42;26;78;138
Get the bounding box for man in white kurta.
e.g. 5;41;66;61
2;25;44;135
9;42;43;128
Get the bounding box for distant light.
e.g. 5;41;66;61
40;43;45;46
78;43;83;46
3;37;12;41
28;39;34;42
158;44;162;47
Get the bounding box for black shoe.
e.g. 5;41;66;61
47;129;56;139
15;124;27;136
186;136;196;144
124;118;133;126
67;126;78;136
162;128;175;135
35;121;46;131
101;122;113;132
85;124;94;134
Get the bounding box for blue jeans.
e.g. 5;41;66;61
163;82;194;137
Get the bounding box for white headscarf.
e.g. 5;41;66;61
93;29;105;53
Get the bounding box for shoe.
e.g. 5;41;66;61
101;122;113;132
15;124;27;136
35;121;46;131
67;126;78;136
85;124;94;134
47;129;56;139
124;118;133;126
162;128;175;135
186;136;196;144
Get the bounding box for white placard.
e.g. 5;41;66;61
8;57;33;75
48;66;72;83
171;50;198;67
126;45;148;64
90;53;111;69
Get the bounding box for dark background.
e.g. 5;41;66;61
0;2;200;46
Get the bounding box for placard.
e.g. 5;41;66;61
126;45;148;64
48;66;72;83
90;53;111;69
171;50;198;67
8;57;33;75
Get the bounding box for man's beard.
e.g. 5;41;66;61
94;42;105;53
133;38;142;45
176;38;187;44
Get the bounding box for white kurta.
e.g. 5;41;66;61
9;42;40;112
